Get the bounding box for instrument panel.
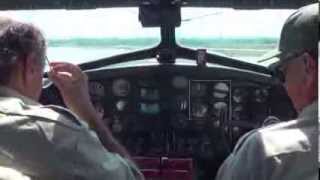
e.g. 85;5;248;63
85;75;284;157
40;65;296;179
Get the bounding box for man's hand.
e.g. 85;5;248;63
48;62;98;123
47;62;137;164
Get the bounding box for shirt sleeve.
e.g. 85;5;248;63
34;107;143;180
214;131;279;180
72;126;143;180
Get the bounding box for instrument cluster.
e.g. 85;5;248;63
86;76;274;157
40;70;295;180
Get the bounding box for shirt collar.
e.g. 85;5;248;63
0;86;40;106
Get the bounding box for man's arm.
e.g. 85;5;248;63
48;62;131;159
69;99;132;160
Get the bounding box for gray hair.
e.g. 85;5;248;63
0;17;46;85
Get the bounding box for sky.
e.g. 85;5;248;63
0;8;295;39
0;8;295;64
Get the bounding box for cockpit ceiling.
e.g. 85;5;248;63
0;0;316;10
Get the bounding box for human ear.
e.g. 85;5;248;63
23;53;37;85
303;53;317;88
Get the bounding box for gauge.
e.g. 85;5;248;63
232;105;244;121
191;82;207;97
254;88;269;103
140;103;160;115
140;88;160;100
172;96;188;111
233;104;244;112
232;88;249;103
213;101;228;110
172;76;188;89
116;100;128;112
213;120;220;128
192;102;208;118
112;79;131;97
213;82;229;99
232;126;240;133
212;102;228;120
89;82;105;97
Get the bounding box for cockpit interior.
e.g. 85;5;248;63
0;0;315;179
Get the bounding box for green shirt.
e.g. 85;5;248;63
0;86;142;180
215;101;318;180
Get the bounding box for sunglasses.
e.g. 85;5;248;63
274;52;303;83
44;55;53;71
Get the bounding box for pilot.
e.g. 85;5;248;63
215;3;318;180
0;17;143;179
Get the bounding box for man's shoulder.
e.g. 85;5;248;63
0;96;85;131
258;119;316;157
234;119;315;158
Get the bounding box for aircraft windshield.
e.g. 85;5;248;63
0;8;294;66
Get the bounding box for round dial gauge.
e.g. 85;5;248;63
232;88;249;103
191;82;207;97
112;79;131;97
213;82;229;99
254;88;269;103
192;102;208;118
214;101;228;110
172;76;188;89
212;102;228;117
116;100;128;112
232;105;244;121
89;82;105;97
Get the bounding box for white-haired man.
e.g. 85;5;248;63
0;17;143;180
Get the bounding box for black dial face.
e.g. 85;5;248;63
112;79;131;97
115;100;128;112
232;88;249;103
213;82;229;99
89;81;105;97
253;88;269;103
232;105;245;121
192;101;209;118
212;101;228;118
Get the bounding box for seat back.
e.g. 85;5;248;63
133;157;193;180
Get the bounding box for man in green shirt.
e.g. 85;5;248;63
0;17;143;180
216;3;318;180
